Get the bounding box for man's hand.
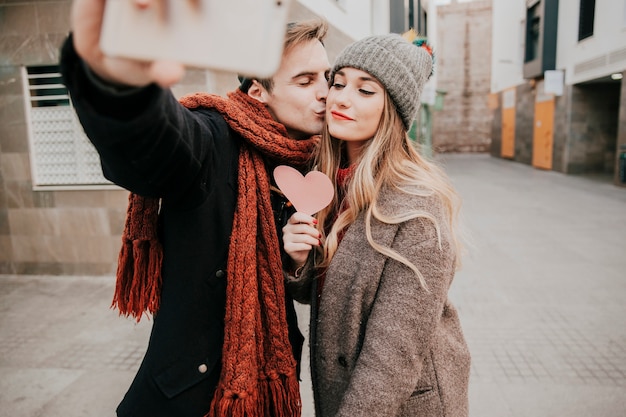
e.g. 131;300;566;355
70;0;186;88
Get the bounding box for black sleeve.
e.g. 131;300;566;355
59;34;231;206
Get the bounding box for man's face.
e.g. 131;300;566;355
257;39;330;140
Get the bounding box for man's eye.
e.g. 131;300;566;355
332;83;345;89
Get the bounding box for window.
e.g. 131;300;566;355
410;0;428;36
391;0;427;36
523;0;558;79
24;65;112;188
525;3;540;63
578;0;595;41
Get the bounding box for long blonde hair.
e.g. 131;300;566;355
314;92;463;287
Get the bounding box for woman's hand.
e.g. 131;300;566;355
283;212;321;270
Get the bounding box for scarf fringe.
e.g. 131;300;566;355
112;237;163;322
206;372;301;417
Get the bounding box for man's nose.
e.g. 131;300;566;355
317;78;329;100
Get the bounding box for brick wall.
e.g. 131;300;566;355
432;0;493;153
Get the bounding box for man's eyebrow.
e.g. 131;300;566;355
291;72;316;80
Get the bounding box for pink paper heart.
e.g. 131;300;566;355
273;165;334;215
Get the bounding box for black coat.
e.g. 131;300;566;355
60;37;304;417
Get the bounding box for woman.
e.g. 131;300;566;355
283;34;471;417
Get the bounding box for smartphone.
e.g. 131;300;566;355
100;0;293;77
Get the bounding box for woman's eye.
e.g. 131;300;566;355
332;83;345;89
359;89;375;95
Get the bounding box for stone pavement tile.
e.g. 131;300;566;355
295;303;315;417
1;368;82;417
33;370;138;417
0;274;151;417
442;154;626;417
470;382;626;417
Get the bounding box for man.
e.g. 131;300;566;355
61;1;330;416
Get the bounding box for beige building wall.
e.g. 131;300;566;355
0;0;128;275
0;1;354;275
488;0;625;186
431;0;493;153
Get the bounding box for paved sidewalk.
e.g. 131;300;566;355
1;153;625;417
443;154;626;417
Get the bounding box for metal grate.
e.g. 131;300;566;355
25;65;112;187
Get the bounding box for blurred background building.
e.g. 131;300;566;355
489;0;626;187
0;0;624;276
431;0;493;153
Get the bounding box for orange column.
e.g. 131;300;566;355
532;90;555;170
501;88;516;159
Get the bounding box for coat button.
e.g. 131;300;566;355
198;364;208;373
215;269;225;278
338;356;348;367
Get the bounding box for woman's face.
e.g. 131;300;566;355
326;67;385;161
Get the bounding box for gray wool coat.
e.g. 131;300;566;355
287;187;471;417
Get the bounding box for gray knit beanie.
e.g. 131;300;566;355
331;34;433;130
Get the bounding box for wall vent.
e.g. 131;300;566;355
609;47;626;65
573;55;607;74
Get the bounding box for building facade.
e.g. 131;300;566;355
0;0;387;275
431;0;493;152
489;0;626;187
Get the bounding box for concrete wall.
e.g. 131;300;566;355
431;0;493;152
512;83;535;165
491;0;626;88
557;0;626;85
0;1;128;275
490;0;525;93
565;83;620;174
489;95;502;158
553;83;570;173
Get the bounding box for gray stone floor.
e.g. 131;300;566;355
1;153;625;416
444;154;626;417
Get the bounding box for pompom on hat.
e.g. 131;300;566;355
330;32;434;130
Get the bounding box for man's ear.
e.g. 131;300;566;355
247;80;269;104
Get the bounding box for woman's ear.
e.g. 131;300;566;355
247;80;269;104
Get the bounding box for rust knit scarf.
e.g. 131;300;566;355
112;88;318;417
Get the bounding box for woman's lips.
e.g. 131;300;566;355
330;111;353;121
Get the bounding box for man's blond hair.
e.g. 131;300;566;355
253;18;328;93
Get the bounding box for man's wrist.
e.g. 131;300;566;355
81;61;144;96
